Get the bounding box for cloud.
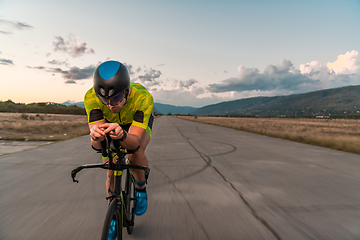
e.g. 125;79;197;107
299;61;336;85
207;59;319;93
27;66;45;69
13;22;33;30
28;64;96;83
123;63;210;106
0;19;34;30
0;59;14;65
180;79;198;89
152;88;221;107
50;65;96;82
48;59;68;66
300;61;323;75
0;30;11;35
53;36;66;51
65;80;76;84
206;50;360;101
124;63;135;75
125;64;142;75
299;52;360;89
0;19;33;34
173;79;198;89
134;68;163;87
53;35;95;58
124;63;163;88
327;50;360;74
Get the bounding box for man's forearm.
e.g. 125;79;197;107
119;132;141;150
91;138;102;150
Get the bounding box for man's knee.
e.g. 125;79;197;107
133;133;150;157
140;132;151;147
130;146;145;161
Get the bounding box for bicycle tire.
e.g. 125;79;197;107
125;170;136;235
101;199;123;240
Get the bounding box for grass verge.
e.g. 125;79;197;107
177;116;360;155
0;113;89;141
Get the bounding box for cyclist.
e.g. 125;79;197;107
84;60;154;216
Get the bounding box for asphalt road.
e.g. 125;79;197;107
0;116;359;240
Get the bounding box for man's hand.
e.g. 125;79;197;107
101;123;125;140
89;123;106;141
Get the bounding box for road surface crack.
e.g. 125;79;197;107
171;118;282;240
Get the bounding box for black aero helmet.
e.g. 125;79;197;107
93;60;130;99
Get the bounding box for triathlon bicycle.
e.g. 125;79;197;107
71;134;150;240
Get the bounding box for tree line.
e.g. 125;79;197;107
0;100;86;115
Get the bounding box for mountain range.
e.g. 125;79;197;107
192;85;360;117
62;85;360;117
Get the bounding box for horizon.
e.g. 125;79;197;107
1;0;360;107
3;84;359;108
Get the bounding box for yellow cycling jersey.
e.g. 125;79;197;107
84;82;154;134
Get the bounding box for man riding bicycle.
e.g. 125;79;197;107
84;60;154;216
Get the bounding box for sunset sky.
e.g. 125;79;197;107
1;0;360;107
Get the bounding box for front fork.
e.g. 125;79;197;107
107;170;134;227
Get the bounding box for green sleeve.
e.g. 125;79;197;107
131;93;154;130
84;87;104;124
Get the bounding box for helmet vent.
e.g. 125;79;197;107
99;87;106;96
108;89;114;96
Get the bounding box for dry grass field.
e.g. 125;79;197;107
177;116;360;155
0;113;89;141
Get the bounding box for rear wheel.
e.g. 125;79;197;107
101;199;123;240
125;170;136;235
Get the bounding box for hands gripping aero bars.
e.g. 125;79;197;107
71;133;149;183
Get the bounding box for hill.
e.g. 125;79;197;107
153;103;197;115
191;85;360;117
61;101;85;108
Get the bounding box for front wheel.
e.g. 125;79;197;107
101;199;123;240
125;170;136;235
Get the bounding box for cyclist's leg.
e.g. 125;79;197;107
128;113;153;185
103;157;115;197
106;169;114;197
128;131;150;215
128;131;150;187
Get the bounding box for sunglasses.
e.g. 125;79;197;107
98;91;126;106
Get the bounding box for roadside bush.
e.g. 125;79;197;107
20;114;28;120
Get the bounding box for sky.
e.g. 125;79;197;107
1;0;360;107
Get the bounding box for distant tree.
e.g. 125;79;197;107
0;100;86;115
153;112;163;116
